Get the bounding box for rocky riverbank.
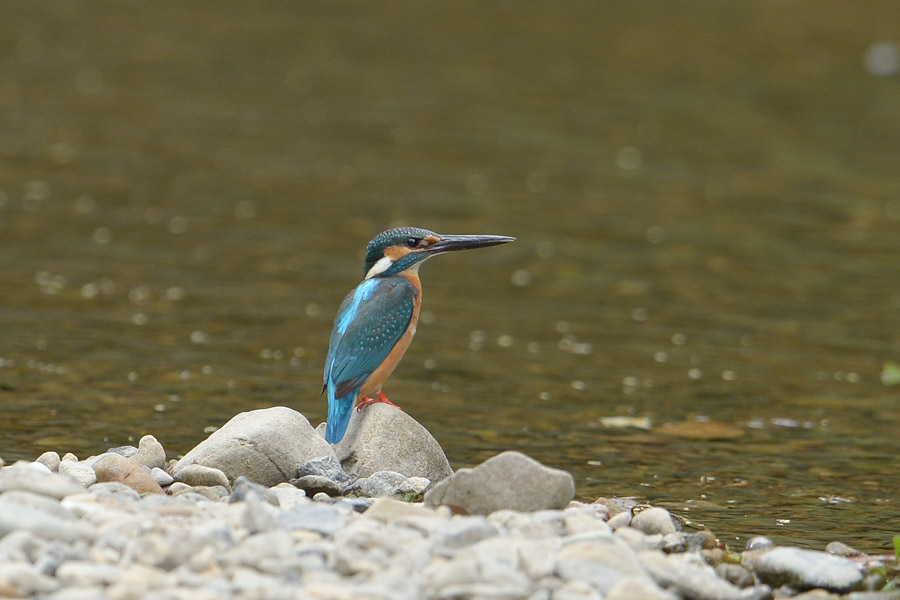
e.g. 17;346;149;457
0;405;897;599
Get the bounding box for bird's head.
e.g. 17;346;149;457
363;226;515;279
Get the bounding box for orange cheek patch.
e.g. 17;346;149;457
385;245;414;261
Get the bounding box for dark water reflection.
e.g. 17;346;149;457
2;2;899;552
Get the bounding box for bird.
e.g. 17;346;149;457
322;226;515;443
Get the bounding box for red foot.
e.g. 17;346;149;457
357;391;403;412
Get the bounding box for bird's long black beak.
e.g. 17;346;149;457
424;234;516;254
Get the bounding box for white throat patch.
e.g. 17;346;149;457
365;255;394;280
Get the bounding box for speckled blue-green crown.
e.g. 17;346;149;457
364;227;437;274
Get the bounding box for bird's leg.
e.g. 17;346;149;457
357;391;402;412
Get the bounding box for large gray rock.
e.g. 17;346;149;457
424;451;574;515
173;407;333;487
333;402;452;484
748;546;864;593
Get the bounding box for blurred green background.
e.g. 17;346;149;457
2;1;899;551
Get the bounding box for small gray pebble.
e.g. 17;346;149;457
290;475;343;497
58;461;97;488
716;562;757;588
344;471;410;499
607;511;632;530
150;467;174;487
296;455;351;483
166;482;193;495
337;497;374;513
87;482;141;502
35;452;61;473
105;445;138;458
746;536;775;551
631;507;679;536
825;541;861;557
229;476;279;505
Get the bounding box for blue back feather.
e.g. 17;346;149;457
323;277;417;443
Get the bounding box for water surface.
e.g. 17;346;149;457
2;1;899;553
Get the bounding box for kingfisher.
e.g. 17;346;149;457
322;226;515;443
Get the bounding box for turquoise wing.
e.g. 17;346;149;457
324;277;416;400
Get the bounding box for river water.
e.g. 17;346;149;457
2;1;899;552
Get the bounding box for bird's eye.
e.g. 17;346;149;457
406;237;419;248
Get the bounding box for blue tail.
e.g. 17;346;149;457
325;394;354;443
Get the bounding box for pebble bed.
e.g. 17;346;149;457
0;439;897;600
